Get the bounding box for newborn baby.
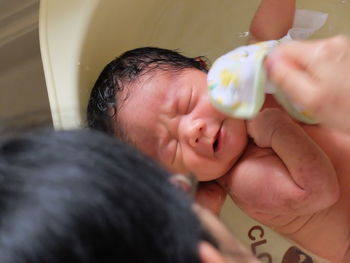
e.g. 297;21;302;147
90;52;343;261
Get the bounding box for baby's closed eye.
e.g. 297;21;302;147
179;87;195;115
165;139;179;165
185;88;194;114
167;139;186;172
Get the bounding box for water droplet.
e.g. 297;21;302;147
237;31;249;38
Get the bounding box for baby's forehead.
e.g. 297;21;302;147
125;70;183;102
117;72;173;155
118;67;202;141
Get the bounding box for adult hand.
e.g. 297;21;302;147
265;35;350;133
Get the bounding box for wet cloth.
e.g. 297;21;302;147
208;9;328;124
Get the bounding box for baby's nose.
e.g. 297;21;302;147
185;120;213;156
187;120;205;148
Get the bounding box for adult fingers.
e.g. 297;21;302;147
265;48;322;114
266;36;350;128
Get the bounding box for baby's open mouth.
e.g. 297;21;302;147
213;123;222;152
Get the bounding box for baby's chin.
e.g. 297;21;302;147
195;162;234;182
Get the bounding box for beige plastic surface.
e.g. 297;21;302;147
39;0;99;128
39;0;349;262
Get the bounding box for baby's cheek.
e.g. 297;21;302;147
230;126;249;157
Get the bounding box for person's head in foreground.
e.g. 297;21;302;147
0;129;258;263
87;47;247;181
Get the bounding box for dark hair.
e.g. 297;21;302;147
87;47;208;138
0;129;206;263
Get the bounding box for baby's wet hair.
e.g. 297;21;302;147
87;47;208;139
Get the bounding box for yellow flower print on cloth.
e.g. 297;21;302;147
208;40;278;120
207;9;328;124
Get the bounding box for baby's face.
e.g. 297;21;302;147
118;69;247;181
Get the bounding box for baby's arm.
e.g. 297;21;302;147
222;109;339;217
249;0;295;42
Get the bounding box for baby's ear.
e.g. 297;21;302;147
195;56;209;71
